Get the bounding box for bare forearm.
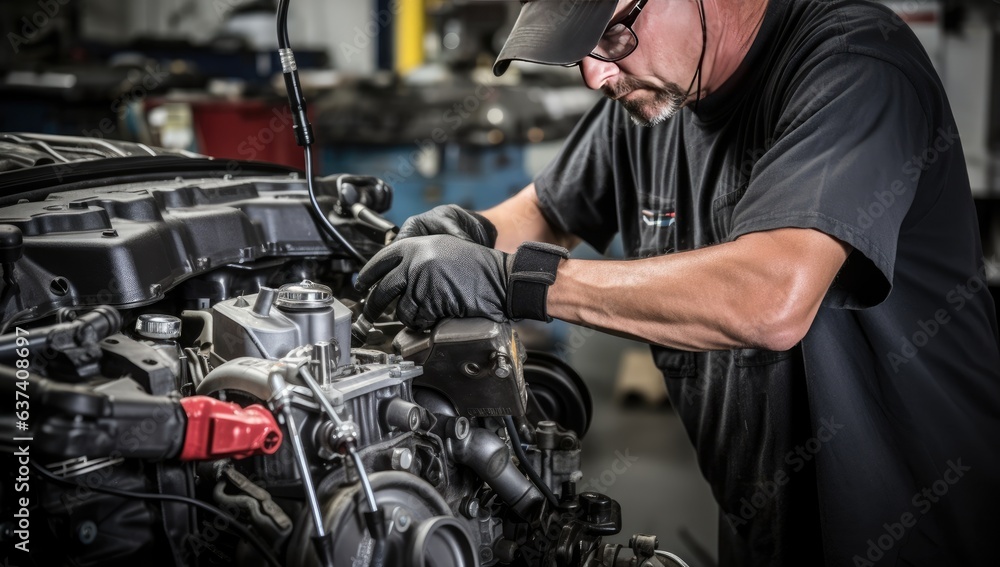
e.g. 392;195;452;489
548;252;775;350
547;229;850;351
480;184;579;253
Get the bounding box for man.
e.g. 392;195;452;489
357;0;1000;564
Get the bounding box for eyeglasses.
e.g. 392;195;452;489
590;0;650;62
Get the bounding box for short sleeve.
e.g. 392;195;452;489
533;98;622;253
729;54;930;309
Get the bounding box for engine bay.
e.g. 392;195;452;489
0;134;687;567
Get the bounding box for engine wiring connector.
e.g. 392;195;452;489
179;396;282;461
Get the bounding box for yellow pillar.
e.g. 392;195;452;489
395;0;425;75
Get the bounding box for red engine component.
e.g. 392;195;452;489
179;396;283;461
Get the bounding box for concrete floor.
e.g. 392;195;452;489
562;326;720;567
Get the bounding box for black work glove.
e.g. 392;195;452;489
356;235;568;330
395;204;498;247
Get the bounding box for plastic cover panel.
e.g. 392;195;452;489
0;177;351;321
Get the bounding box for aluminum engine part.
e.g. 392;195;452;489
196;352;421;447
211;281;351;365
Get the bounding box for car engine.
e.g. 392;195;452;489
0;133;688;567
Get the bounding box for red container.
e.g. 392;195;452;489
188;98;310;169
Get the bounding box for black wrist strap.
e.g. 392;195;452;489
507;242;569;321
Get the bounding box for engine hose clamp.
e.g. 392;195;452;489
278;48;297;73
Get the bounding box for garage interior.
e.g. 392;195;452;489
1;1;998;566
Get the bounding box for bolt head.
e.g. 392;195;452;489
461;497;480;519
391;447;413;471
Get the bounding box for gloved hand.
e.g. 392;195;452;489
356;235;568;330
395;204;498;247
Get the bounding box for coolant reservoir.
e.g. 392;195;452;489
274;281;352;367
211;281;351;365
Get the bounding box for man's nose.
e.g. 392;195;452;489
579;57;620;90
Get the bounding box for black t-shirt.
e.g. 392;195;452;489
534;0;1000;565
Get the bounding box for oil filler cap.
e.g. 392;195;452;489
275;280;334;310
136;314;182;340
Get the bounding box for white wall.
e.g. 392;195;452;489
81;0;378;73
289;0;376;73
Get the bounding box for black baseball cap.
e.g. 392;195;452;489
493;0;619;77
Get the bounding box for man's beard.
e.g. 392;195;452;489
602;76;688;127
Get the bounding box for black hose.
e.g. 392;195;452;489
0;305;120;361
365;509;387;567
504;415;559;508
305;151;368;264
275;0;368;265
372;539;387;567
276;0;291;49
32;461;283;567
